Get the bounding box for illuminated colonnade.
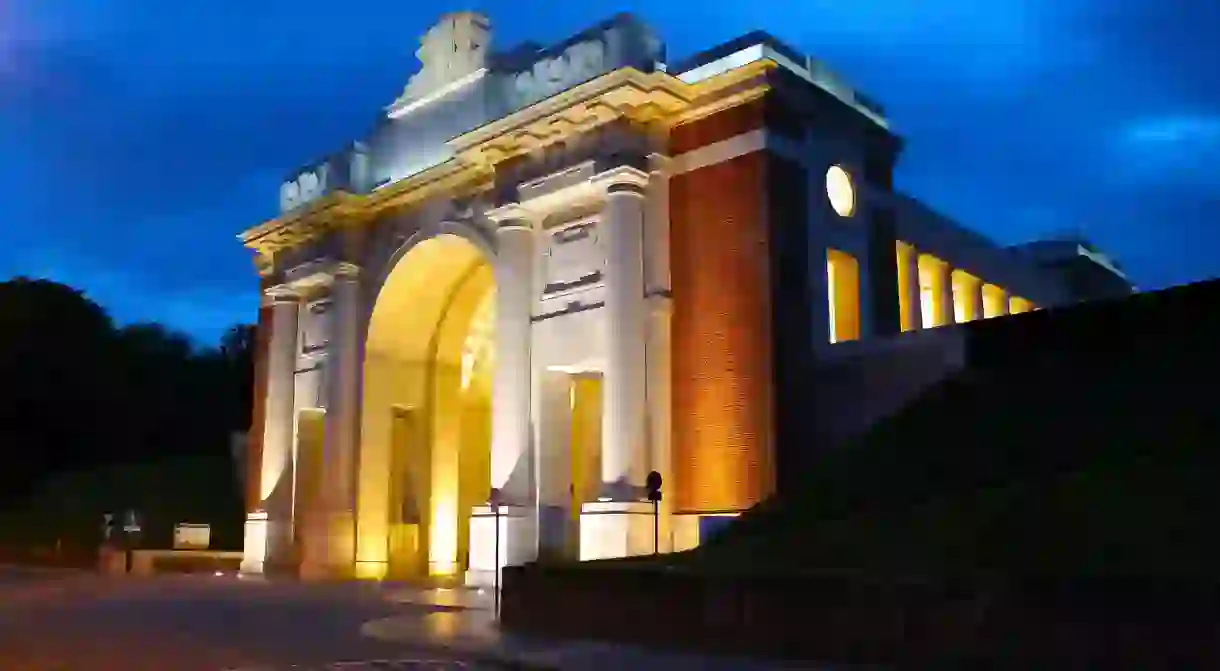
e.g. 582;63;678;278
824;239;1037;345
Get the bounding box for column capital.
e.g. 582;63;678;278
331;261;361;281
646;153;672;175
591;165;650;194
485;202;538;229
262;285;300;306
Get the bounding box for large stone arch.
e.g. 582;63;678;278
354;222;501;581
361;219;503;325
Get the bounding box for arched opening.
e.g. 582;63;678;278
357;233;495;580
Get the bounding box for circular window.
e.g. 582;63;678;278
826;165;856;218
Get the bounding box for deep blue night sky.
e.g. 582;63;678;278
1;1;1216;343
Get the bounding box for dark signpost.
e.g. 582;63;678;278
122;509;142;574
488;487;503;619
645;470;662;556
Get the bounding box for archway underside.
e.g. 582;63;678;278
358;233;496;580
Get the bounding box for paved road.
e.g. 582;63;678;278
0;571;498;670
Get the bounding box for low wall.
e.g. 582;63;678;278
99;549;243;576
500;565;1220;667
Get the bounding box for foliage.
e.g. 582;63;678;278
0;277;254;550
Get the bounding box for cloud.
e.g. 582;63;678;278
1123;116;1220;146
2;0;1219;342
1110;115;1220;188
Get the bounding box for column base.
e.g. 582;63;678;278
579;500;659;561
298;510;356;581
243;511;298;575
464;505;535;588
240;512;269;575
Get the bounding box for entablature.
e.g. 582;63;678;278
239;59;775;275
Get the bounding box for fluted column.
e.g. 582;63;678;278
597;166;650;499
244;290;300;573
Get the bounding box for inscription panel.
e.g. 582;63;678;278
543;222;604;295
300;300;333;355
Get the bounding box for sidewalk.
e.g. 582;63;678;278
361;586;833;670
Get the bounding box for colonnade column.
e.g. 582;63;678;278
897;242;922;332
580;165;653;561
929;256;955;327
300;263;362;579
242;290;300;575
967;275;985;323
466;205;537;588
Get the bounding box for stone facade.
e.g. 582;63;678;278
235;12;1127;581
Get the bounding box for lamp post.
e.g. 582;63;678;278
645;471;662;556
488;487;503;619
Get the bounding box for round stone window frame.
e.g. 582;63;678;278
826;164;856;218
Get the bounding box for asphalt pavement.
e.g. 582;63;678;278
0;570;500;670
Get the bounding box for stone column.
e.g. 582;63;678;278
983;284;1009;318
644;154;674;553
466;205;537;588
242;290;299;575
579;165;654;562
300;264;361;579
597;166;650;498
933;259;955;327
969;280;985;322
897;242;922;332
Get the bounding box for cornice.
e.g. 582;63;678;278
238;59;777;263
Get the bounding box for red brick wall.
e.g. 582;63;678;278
669;102;776;514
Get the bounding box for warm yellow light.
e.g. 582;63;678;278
429;480;460;575
826;165;856;218
918;254;952;327
827;248;860;342
361;233;495;581
951;270;982;323
895;241;919;332
982;284;1007;318
827;260;837;343
354;559;388;580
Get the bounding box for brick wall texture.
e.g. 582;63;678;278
669;100;778;514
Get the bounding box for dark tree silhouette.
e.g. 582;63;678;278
0;277;255;554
